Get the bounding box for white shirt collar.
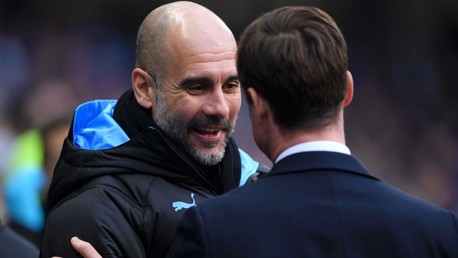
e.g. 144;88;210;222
275;141;351;164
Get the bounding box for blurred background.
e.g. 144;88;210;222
0;0;457;248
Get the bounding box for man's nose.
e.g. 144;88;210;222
202;88;230;117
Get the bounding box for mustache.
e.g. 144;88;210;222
188;116;231;132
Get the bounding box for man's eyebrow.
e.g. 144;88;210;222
179;75;240;88
179;76;213;88
226;75;239;82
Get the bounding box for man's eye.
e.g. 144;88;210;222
187;84;206;94
224;82;240;92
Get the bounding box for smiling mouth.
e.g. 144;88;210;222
194;127;220;136
191;127;225;145
188;116;231;143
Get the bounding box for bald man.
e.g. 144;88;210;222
39;2;268;258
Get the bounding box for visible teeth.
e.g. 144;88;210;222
195;128;219;134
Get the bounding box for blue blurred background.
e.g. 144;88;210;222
0;0;457;246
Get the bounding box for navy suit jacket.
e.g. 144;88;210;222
167;151;458;258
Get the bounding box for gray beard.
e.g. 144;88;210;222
153;90;232;166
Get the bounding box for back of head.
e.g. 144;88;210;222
135;1;234;83
237;6;348;131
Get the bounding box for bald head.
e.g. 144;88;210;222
135;1;235;83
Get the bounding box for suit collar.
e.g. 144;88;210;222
276;141;351;163
270;151;375;179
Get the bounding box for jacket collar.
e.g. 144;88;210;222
270;151;376;180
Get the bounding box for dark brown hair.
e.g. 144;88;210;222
237;6;348;131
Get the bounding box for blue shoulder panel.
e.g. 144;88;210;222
238;148;259;186
73;100;129;150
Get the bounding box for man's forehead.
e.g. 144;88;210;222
182;50;237;65
164;45;236;76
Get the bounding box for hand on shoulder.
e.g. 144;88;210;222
52;237;101;258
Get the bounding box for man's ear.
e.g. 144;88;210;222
343;70;354;107
132;68;156;109
246;88;269;122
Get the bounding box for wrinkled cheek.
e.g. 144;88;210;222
229;103;241;128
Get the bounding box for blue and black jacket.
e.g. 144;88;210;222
40;89;268;258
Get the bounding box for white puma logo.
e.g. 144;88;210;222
173;193;196;212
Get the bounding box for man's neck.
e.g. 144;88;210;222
270;129;345;161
